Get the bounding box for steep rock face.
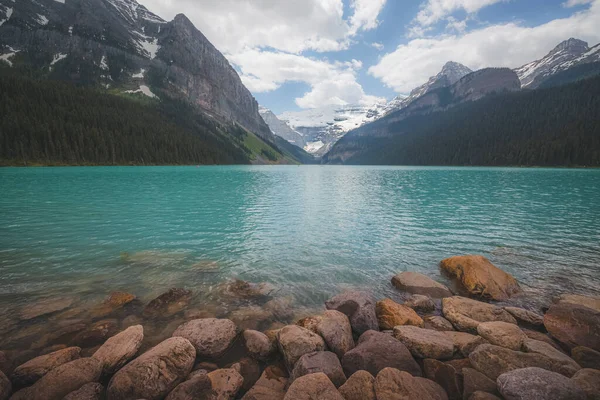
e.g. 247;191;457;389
515;38;600;88
259;107;306;148
0;0;273;142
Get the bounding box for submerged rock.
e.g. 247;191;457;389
92;325;144;375
442;296;517;333
291;351;347;388
544;302;600;351
284;372;344;400
341;330;421;378
317;310;355;358
376;299;424;330
106;337;196;400
221;279;276;299
440;255;521;300
19;297;75;321
89;292;136;319
476;321;527;351
497;367;585;400
338;370;376;400
172;318;238;359
142;288;192;319
393;326;454;360
11;346;81;387
391;272;452;298
71;319;119;348
277;325;326;371
325;291;378;335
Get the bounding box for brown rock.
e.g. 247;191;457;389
63;382;104;400
106;337;196;400
442;297;517;333
391;272;452;298
503;307;544;327
440;255;520;301
296;316;324;334
92;325;144;375
0;371;10;400
11;346;81;387
172;318;238;359
497;367;585;400
207;368;244;400
571;346;600;369
277;325;326;371
0;351;10;376
522;329;565;352
283;372;344;400
476;321;526;350
415;377;449;400
317;311;355;358
341;330;421;378
424;316;455;332
229;357;261;393
376;299;424;330
393;326;454;359
469;344;578;380
404;295;436;312
22;357;102;400
19;297;75;320
374;368;439;400
71;319;119;348
544;302;600;351
571;368;600;400
291;352;347;388
468;392;501;400
242;365;288;400
142;288;192;319
243;330;276;361
443;331;488;357
165;374;215;400
423;359;461;400
462;368;497;400
522;339;580;377
556;294;600;311
338;370;376;400
325;292;379;335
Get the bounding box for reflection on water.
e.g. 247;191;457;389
0;166;599;351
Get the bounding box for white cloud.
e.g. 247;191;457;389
370;0;600;93
371;42;385;50
563;0;594;7
348;0;387;35
228;49;384;108
414;0;505;27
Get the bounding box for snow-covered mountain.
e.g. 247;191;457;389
259;107;306;148
278;103;386;155
383;61;472;115
515;38;600;88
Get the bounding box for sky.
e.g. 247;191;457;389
138;0;600;115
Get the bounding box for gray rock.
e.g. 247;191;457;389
11;346;81;387
0;371;10;400
503;307;544;327
477;321;527;350
172;318;238;359
497;367;585;400
571;346;600;369
63;382;104;400
462;368;498;400
393;326;454;359
242;365;288;400
571;368;600;400
20;357;102;400
284;373;344;400
391;272;453;298
338;370;376;400
424;316;455;332
341;330;421;378
442;297;517;333
277;325;326;371
107;337;196;400
93;325;143;375
291;352;347;388
243;330;276;361
544;302;600;351
207;369;244;400
404;294;436;312
317;310;355;359
374;368;441;400
165;374;215;400
325;292;379;335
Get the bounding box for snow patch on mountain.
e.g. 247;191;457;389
125;85;158;98
0;46;18;67
0;6;13;27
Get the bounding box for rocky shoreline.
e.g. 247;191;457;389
0;255;599;399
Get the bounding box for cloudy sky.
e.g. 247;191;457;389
137;0;600;114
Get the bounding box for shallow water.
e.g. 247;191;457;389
1;166;600;346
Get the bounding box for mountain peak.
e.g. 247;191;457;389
551;38;588;55
440;61;473;84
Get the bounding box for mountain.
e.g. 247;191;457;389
515;38;600;89
323;74;600;166
259;107;306;148
278;103;386;156
383;61;472;115
0;0;276;152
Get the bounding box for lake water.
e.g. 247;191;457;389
1;166;600;346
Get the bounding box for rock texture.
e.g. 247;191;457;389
207;368;244;400
338;370;376;400
172;318;238;358
544;302;600;351
242;366;288;400
424;316;455;332
291;352;347;388
63;382;104;400
143;288;192;319
571;368;600;400
243;330;276;361
391;272;452;298
443;331;488;357
283;372;344;400
325;292;379;335
11;346;81;387
342;330;421;378
522;339;581;376
317;311;355;359
89;292;136;318
277;325;326;371
19;297;74;320
442;297;517;333
497;367;585;400
462;368;498;400
423;359;461;400
106;337;196;400
393;326;454;359
92;325;143;375
555;294;600;311
476;321;526;350
571;346;600;369
374;368;443;400
165;374;215;400
440;255;520;300
376;299;424;330
404;294;436;312
503;307;544;327
0;371;10;400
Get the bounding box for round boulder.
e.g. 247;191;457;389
325;292;378;335
442;296;517;333
92;325;144;375
243;330;276;361
338;370;376;400
317;310;355;358
277;325;326;371
544;302;600;351
284;372;344;400
503;307;544;328
391;272;452;298
374;368;441;400
11;346;81;387
571;346;600;369
477;321;527;351
393;326;454;360
497;367;585;400
291;352;347;388
376;299;424;330
172;318;238;359
404;294;436;312
571;369;600;400
165;374;215;400
242;365;288;400
207;368;244;400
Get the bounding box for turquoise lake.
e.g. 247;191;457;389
1;166;600;332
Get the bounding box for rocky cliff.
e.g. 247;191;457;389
0;0;273;142
259;107;306;148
